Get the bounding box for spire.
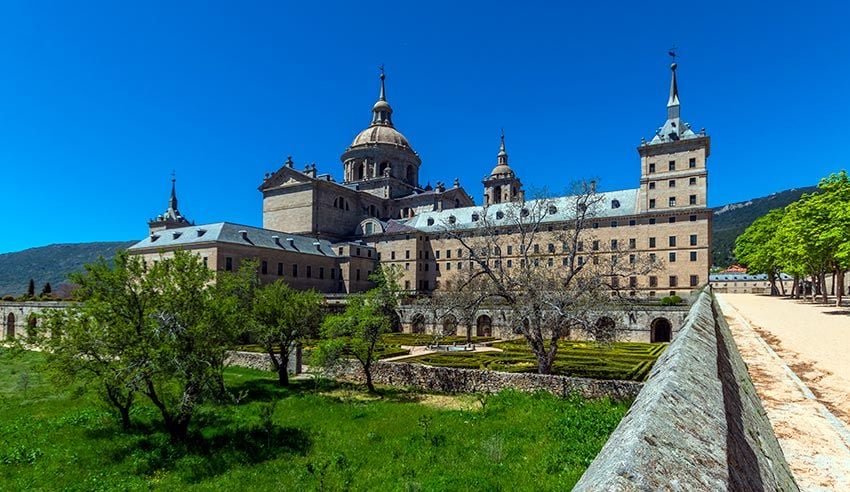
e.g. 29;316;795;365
169;171;178;212
667;62;680;120
497;129;508;166
371;65;393;126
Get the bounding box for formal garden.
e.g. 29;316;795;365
0;349;629;490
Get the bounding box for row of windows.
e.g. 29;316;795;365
225;257;371;282
648;195;698;208
338;246;373;258
648;157;698;173
648;177;699;189
399;250;700;272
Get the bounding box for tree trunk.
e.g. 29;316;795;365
831;272;836;296
836;270;845;307
364;364;376;393
778;273;786;296
791;277;798;298
768;271;778;296
821;272;829;304
277;343;290;386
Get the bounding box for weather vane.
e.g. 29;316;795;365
379;63;385;76
668;45;679;63
171;169;176;182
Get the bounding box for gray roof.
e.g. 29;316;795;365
709;273;793;282
398;188;639;233
129;222;338;257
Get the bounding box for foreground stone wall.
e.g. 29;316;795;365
573;287;798;491
225;348;301;374
327;360;642;400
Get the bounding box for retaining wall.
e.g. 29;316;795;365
225;348;301;374
573;287;798;491
326;359;643;400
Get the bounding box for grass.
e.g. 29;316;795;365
0;348;629;490
403;340;667;381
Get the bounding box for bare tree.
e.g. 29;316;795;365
440;182;657;374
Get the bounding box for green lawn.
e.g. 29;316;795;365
403;340;667;381
0;349;629;490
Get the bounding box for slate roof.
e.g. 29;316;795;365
129;222;338;257
397;188;639;233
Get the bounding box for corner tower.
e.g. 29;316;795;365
340;68;422;199
636;62;709;214
483;131;524;205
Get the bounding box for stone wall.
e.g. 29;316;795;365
572;287;798;491
0;301;70;340
224;348;301;374
326;359;642;400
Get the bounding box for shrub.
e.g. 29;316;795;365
2;295;13;301
659;295;683;306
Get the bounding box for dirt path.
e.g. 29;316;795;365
717;294;850;491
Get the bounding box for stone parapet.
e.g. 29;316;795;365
572;287;798;491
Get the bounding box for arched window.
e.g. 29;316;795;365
364;222;373;235
5;313;15;339
548;205;558;215
476;315;492;337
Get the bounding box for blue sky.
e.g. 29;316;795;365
1;1;848;253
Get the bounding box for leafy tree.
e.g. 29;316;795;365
316;294;390;393
735;208;786;295
33;250;247;440
251;281;323;386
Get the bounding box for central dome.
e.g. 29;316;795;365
351;125;412;149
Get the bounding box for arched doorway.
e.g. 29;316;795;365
6;313;15;339
411;314;426;334
442;315;458;336
594;317;616;342
476;315;492;337
651;317;672;343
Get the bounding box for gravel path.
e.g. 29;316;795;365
718;294;850;491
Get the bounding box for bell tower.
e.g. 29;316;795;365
483;131;524;206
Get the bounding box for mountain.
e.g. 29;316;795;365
0;241;137;297
711;186;818;268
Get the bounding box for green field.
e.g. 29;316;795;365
403;340;667;381
0;349;629;490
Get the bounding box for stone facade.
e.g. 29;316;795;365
327;359;642;401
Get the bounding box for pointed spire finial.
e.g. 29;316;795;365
497;129;508;165
666;50;681;120
378;64;386;101
169;170;178;210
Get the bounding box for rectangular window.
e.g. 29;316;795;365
610;239;618;250
592;222;599;229
457;249;463;258
649;276;658;287
507;245;513;255
649;237;656;248
629;276;637;288
669;236;677;247
458;262;463;270
690;234;697;246
611;277;619;288
356;247;361;256
689;157;696;168
506;259;512;267
425;250;430;259
306;266;312;278
577;241;584;252
435;250;440;259
689;195;697;205
356;269;361;281
446;250;451;259
668;179;676;188
578;256;585;265
261;260;268;275
446;262;451;271
669;276;678;287
669;252;676;262
650;253;657;262
592;240;599;251
319;267;324;279
649;217;656;225
418;251;423;259
690;251;697;262
629;238;636;249
292;264;298;277
649;199;656;209
225;257;233;271
278;262;283;276
405;250;410;259
690;214;697;222
547;243;555;253
668;160;675;171
669;216;676;223
690;275;699;287
669;197;676;207
533;244;540;253
649;182;656;189
331;268;336;279
339;247;344;255
405;280;410;290
689;177;697;185
629;219;636;226
592;256;600;265
629;254;636;264
391;251;396;260
649;162;656;173
424;263;429;271
611;220;618;228
562;257;568;266
405;263;409;270
547;258;553;267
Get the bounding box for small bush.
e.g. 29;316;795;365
659;295;683;306
1;295;14;301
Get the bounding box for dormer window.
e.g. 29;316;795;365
496;211;504;220
172;232;182;239
471;213;479;222
611;200;620;209
427;218;435;226
448;215;457;224
548;205;558;214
